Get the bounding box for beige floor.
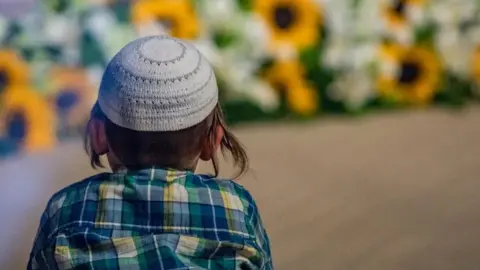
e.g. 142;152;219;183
1;106;480;269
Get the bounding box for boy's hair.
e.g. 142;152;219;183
84;103;248;178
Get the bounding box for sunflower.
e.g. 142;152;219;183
0;50;29;93
131;0;199;39
47;66;96;132
382;0;426;30
377;42;441;104
0;86;55;152
264;60;318;115
254;0;322;53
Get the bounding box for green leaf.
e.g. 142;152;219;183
19;47;35;62
80;31;106;67
44;45;63;62
221;100;278;125
299;46;321;73
2;22;22;46
435;73;472;107
415;23;437;46
213;31;238;49
237;0;253;11
110;1;131;23
351;0;362;9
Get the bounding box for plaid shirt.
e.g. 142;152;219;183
27;168;272;269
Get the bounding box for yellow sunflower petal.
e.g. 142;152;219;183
0;50;29;89
131;0;200;39
263;59;318;115
472;45;480;84
1;86;56;151
264;60;306;87
379;42;403;60
286;84;318;116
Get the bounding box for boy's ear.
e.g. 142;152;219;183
200;126;224;161
90;119;109;155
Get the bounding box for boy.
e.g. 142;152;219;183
27;36;272;269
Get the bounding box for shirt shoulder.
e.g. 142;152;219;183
42;173;112;227
193;174;259;215
47;173;111;207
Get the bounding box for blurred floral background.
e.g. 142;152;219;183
0;0;479;158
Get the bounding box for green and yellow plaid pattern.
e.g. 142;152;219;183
27;168;272;269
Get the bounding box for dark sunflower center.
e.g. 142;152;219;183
392;0;406;16
6;111;27;142
274;5;296;30
273;82;288;93
0;70;8;92
56;89;79;113
398;61;422;84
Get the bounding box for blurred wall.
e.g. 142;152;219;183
0;141;96;269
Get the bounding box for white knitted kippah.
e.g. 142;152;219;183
97;35;219;131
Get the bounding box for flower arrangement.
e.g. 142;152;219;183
0;0;479;157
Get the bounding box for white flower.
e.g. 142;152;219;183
196;0;238;26
216;56;279;111
194;6;276;110
323;25;379;111
84;8;136;60
322;0;382;69
135;21;169;38
14;10;44;46
327;70;376;111
409;4;427;26
84;8;117;41
435;13;480;79
246;79;279;111
427;0;477;26
322;37;350;69
86;65;104;88
355;0;384;39
206;11;271;60
0;16;7;42
104;26;136;60
238;14;271;59
352;42;379;70
323;38;379;70
192;38;222;66
217;57;258;86
44;14;79;47
436;27;470;78
320;0;352;37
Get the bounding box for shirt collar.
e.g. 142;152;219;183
116;167;191;182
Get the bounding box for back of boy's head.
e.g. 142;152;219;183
84;36;248;177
